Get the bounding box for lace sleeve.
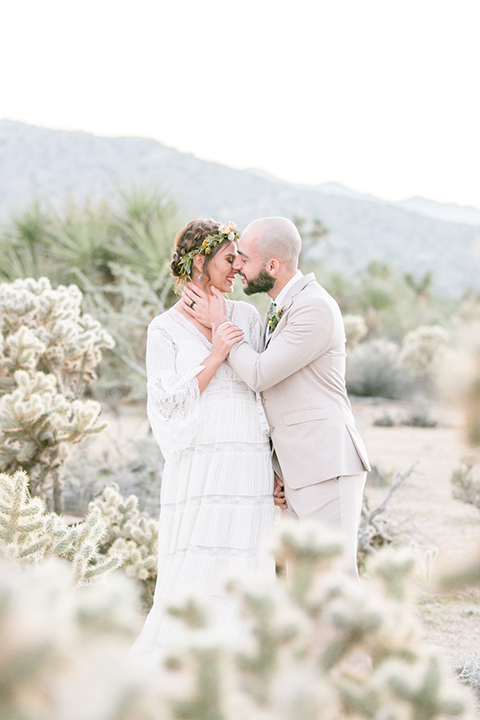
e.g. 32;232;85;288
146;323;204;459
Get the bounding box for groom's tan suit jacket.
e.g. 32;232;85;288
229;273;370;490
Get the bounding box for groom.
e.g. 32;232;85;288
183;216;370;577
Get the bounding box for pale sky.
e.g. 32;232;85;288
1;0;480;208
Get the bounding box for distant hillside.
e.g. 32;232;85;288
0;120;479;295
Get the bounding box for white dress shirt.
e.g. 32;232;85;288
271;269;304;307
265;269;304;341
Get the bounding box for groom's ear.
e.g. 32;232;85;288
267;258;280;276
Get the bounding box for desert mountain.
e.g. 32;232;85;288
0;120;478;295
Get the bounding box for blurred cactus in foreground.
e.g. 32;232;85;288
0;277;114;511
0;470;121;584
161;521;474;720
0;518;476;719
91;484;158;608
0;557;162;720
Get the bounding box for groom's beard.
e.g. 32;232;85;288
240;268;275;296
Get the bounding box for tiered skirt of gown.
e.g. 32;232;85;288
131;302;275;658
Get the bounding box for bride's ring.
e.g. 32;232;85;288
190;300;196;309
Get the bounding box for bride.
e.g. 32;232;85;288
131;218;275;658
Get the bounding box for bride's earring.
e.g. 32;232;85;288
198;273;203;282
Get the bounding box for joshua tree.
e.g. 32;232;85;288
356;262;396;335
404;270;433;318
292;213;329;268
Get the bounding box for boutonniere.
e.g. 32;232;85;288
267;305;285;333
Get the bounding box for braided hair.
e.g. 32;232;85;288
170;218;225;290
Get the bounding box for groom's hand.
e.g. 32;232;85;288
273;472;287;509
181;283;228;329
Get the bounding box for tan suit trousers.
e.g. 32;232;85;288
284;472;367;579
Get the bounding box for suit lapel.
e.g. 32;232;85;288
280;272;316;308
263;273;316;348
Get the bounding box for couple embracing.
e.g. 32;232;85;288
132;216;370;658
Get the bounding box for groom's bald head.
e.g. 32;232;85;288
241;217;301;271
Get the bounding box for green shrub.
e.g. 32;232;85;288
358;465;415;571
456;652;480;709
451;459;480;511
347;339;412;399
62;433;163;517
373;413;396;427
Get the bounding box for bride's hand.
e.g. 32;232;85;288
211;322;244;361
182;284;228;328
273;472;287;509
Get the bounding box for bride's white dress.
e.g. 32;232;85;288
131;300;275;657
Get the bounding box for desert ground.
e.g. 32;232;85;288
354;399;480;667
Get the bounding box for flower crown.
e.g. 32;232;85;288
178;222;240;280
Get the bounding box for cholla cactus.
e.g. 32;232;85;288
343;314;368;349
0;277;114;511
0;557;163;720
90;484;158;607
162;521;474;720
0;517;475;719
0;370;105;506
0;470;121;584
400;324;449;378
0;277;114;391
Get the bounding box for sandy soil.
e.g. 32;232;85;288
354;398;480;666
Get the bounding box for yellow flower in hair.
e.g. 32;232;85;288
178;221;241;280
